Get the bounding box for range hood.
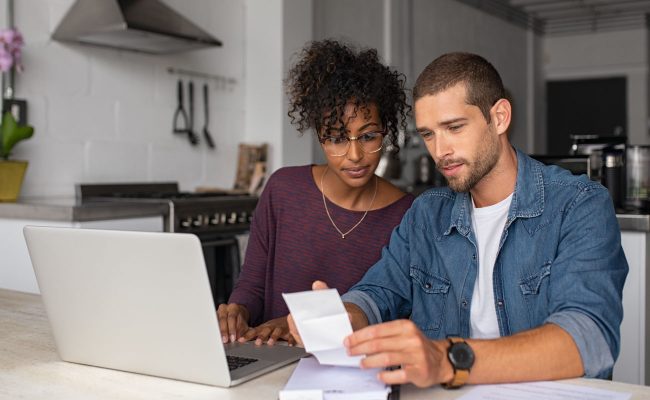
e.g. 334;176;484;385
52;0;222;54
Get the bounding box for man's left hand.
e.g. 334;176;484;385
344;319;453;388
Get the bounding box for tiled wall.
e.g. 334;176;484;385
5;0;246;197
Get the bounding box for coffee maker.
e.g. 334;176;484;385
570;135;627;210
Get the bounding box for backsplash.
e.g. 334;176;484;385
6;0;246;197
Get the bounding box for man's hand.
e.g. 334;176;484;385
238;316;296;346
287;280;329;346
216;303;250;344
344;319;453;388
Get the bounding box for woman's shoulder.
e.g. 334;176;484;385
266;165;314;188
374;178;415;211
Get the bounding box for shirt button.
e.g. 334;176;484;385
497;300;504;307
425;283;432;289
472;254;476;260
461;299;468;308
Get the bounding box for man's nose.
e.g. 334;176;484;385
433;134;452;161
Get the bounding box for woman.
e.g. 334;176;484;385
218;39;414;345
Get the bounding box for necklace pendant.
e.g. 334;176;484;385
341;234;346;239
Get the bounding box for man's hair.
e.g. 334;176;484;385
413;52;506;122
286;39;409;152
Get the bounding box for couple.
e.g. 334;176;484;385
220;39;628;388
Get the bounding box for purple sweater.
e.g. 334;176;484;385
229;165;414;326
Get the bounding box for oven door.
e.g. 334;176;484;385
198;232;243;307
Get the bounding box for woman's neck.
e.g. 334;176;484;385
316;165;376;211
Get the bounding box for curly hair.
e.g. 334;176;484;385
286;40;409;153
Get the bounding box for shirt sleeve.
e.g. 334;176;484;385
545;184;628;378
342;205;416;324
227;175;275;326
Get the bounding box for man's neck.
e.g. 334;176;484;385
470;144;518;208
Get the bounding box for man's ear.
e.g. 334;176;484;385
490;98;511;136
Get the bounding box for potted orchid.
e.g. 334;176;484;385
0;27;33;202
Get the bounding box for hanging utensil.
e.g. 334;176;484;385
172;79;189;135
187;81;199;145
202;83;215;149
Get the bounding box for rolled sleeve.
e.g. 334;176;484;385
546;311;614;378
341;290;383;325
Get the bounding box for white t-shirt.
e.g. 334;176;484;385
469;193;513;339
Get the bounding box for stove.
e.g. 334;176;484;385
77;182;258;234
77;182;259;305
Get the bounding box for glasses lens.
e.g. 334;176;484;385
323;137;349;156
359;132;384;153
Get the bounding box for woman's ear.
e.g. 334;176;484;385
490;98;512;136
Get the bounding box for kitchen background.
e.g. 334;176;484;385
1;0;649;387
3;0;649;198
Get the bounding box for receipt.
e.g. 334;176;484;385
283;289;363;367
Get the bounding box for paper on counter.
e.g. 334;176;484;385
282;289;363;367
458;381;631;400
279;356;389;400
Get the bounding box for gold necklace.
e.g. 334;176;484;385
320;167;378;239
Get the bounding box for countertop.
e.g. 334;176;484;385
2;288;649;400
0;195;648;231
0;197;169;222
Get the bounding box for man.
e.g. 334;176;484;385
289;52;628;388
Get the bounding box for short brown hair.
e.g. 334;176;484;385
413;52;506;122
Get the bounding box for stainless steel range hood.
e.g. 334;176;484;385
52;0;222;54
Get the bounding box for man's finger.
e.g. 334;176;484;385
377;368;409;385
359;350;416;369
345;320;417;348
348;337;412;357
312;280;329;290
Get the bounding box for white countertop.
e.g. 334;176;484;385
2;289;649;400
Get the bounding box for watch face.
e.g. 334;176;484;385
449;342;475;370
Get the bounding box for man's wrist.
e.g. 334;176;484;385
433;339;455;384
344;302;369;330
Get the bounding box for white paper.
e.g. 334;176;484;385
458;381;632;400
283;289;363;367
279;356;390;400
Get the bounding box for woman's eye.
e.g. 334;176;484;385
359;133;379;142
328;137;347;144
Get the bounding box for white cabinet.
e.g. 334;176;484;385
613;230;649;385
0;217;163;294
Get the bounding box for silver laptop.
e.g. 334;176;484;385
23;226;305;387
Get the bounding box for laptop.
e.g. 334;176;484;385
23;226;305;387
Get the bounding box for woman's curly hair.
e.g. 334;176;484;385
286;39;409;153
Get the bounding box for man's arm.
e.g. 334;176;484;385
345;320;583;387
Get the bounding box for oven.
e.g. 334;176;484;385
77;182;258;307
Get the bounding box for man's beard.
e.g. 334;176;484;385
437;131;500;193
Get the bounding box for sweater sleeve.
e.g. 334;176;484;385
227;174;275;326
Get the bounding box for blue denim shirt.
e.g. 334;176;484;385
342;149;628;379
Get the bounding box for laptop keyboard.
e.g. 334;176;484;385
227;355;258;371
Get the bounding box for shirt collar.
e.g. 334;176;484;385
444;148;544;236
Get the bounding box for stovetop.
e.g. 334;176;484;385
77;182;258;234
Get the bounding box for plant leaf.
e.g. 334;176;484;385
1;111;33;159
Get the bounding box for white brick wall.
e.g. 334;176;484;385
5;0;246;197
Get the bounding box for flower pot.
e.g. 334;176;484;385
0;160;28;202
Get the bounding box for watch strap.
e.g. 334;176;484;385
442;337;471;389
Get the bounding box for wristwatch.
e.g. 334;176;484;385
442;337;475;389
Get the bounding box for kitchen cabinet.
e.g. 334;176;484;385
0;198;166;294
613;215;650;385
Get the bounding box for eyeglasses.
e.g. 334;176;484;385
318;130;386;157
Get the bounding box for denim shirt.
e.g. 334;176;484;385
342;149;628;379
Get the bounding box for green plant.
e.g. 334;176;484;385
0;111;33;160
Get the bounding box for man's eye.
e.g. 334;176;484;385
449;124;463;132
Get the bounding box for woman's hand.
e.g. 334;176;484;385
217;303;250;344
239;316;296;346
